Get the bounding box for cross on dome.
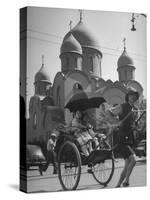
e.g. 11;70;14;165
123;37;126;50
69;20;72;31
79;9;83;22
42;55;44;65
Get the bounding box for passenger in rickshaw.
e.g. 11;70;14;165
82;112;99;149
71;110;93;157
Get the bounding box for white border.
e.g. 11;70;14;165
0;0;149;199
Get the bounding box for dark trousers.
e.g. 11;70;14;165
42;150;57;172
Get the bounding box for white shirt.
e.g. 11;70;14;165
47;138;56;151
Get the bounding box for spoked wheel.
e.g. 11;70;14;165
92;157;114;186
92;138;114;186
58;141;81;190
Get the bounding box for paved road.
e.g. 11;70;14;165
25;159;146;193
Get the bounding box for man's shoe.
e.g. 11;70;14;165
39;166;43;176
87;168;93;174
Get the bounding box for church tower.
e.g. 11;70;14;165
61;11;103;77
34;56;52;96
60;21;83;72
117;38;135;83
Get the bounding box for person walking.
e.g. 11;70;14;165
108;89;139;187
39;133;57;175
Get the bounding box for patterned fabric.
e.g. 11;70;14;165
71;118;92;146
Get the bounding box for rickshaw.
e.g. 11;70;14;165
54;91;115;190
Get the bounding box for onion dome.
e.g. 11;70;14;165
117;38;134;68
63;20;102;55
34;65;51;84
60;32;82;55
117;49;134;68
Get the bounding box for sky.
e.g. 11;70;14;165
26;6;147;108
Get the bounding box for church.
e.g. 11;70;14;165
27;13;144;143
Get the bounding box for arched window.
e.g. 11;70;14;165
57;86;61;106
66;57;69;66
90;56;93;72
125;70;127;80
74;57;77;69
33;112;37;129
73;83;83;91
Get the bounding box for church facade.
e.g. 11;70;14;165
27;15;143;143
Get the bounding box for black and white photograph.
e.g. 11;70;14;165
20;6;147;193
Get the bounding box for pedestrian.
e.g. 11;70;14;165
39;132;57;175
108;89;139;187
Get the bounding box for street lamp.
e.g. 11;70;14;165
131;14;136;31
131;13;147;31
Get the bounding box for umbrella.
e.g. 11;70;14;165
86;91;106;109
87;96;106;109
65;91;88;112
65;90;106;112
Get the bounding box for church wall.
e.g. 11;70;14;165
82;48;102;77
118;66;135;82
102;87;125;105
34;81;51;96
61;52;82;71
126;68;135;80
28;98;64;143
28;96;46;142
53;74;65;109
64;72;91;105
64;72;91;123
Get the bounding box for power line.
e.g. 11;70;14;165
101;46;145;58
23;28;146;58
27;36;61;45
27;36;146;63
27;28;62;39
20;28;62;39
24;29;144;57
102;51;146;63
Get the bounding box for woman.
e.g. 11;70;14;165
71;110;93;156
109;89;139;187
82;113;99;149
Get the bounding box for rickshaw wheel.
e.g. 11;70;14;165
92;157;114;186
58;141;81;190
92;139;114;186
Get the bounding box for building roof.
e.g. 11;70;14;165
63;20;102;54
60;32;82;55
34;65;51;84
117;49;134;68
